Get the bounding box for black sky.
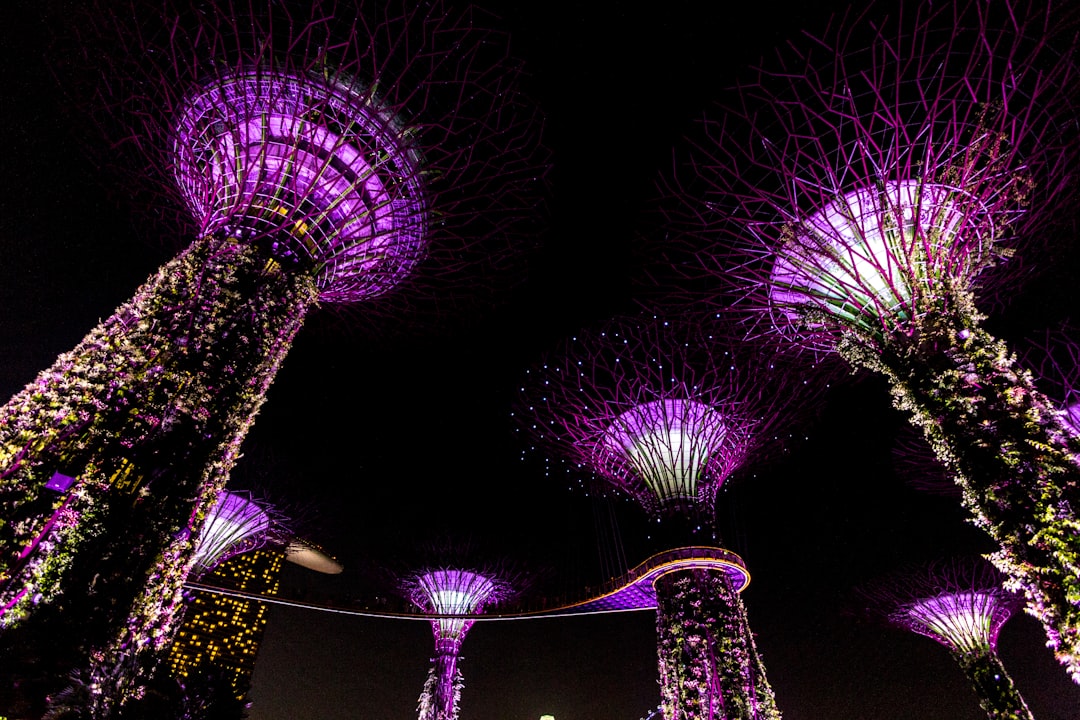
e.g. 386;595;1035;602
3;1;1080;719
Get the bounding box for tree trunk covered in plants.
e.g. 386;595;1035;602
0;235;318;715
839;285;1080;683
418;651;464;720
654;568;780;720
951;647;1034;720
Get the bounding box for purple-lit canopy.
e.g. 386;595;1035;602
174;69;427;302
599;398;728;508
402;568;514;654
516;315;827;520
864;557;1023;654
660;0;1079;350
63;0;549;328
899;591;1016;654
190;490;277;578
769;180;978;333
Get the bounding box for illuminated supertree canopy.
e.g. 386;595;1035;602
515;314;828;719
0;0;546;712
190;490;282;579
658;0;1080;682
399;565;518;720
862;558;1034;720
515;314;827;533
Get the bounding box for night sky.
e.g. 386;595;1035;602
3;1;1080;719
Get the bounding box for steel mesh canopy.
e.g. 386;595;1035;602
898;590;1016;654
598;398;729;508
190;490;274;577
174;68;428;302
769;179;986;335
404;568;513;652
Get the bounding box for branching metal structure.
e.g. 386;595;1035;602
515;315;827;719
862;558;1033;720
400;566;517;720
190;490;282;579
661;0;1080;681
0;0;545;713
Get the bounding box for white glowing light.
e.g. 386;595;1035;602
599;398;727;505
770;180;966;328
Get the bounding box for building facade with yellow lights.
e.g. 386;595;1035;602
167;548;283;697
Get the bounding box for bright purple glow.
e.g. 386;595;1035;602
866;558;1022;655
900;590;1015;654
661;1;1080;352
770;180;974;327
408;569;504;653
44;472;75;492
1063;402;1080;436
599;398;727;506
190;491;273;577
516;316;826;521
538;546;751;614
173;70;428;302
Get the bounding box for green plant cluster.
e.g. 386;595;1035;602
839;284;1080;683
0;235;318;711
654;568;780;720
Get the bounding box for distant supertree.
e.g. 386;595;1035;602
189;490;283;579
399;564;519;720
660;0;1080;680
515;314;828;720
861;558;1033;720
0;0;545;712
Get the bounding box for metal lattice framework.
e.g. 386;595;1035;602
662;0;1080;351
190;490;282;578
514;314;826;719
399;566;517;720
515;314;827;526
1023;321;1080;435
658;0;1080;683
0;0;545;712
58;0;549;335
172;68;429;303
863;558;1033;719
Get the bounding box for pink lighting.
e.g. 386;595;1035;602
190;491;275;578
903;591;1011;654
516;315;827;523
400;564;518;720
599;398;727;507
770;180;974;328
408;569;505;653
173;70;428;303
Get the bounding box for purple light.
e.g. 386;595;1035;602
599;398;727;507
769;180;976;330
408;569;504;652
190;491;274;578
516;315;827;522
174;70;428;302
44;472;75;493
902;590;1013;654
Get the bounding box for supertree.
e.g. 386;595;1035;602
0;0;545;711
860;557;1033;720
189;489;283;579
657;0;1080;680
398;563;520;720
514;314;829;720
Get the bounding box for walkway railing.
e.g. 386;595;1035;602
186;545;750;621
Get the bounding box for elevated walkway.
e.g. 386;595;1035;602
187;545;749;620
